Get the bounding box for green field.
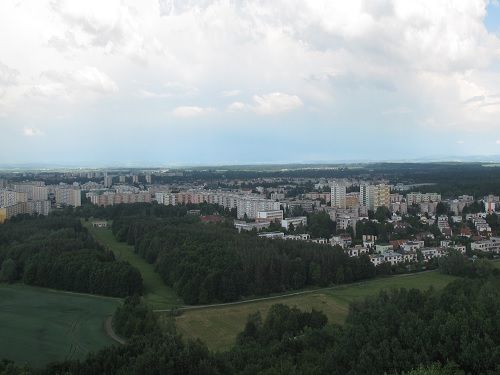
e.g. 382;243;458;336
173;271;457;351
85;222;181;309
0;284;119;367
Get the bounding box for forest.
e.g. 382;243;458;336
0;215;142;297
3;260;500;374
111;216;375;304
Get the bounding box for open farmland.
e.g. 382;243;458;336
0;284;119;367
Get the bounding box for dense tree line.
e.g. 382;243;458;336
307;211;336;238
113;296;159;339
438;250;496;278
0;216;142;297
225;269;500;374
5;267;500;374
112;218;375;304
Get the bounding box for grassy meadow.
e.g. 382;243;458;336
173;271;457;351
85;222;182;309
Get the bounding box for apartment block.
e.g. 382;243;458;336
345;192;360;208
13;184;48;201
360;184;390;210
90;192;151;206
237;197;280;219
406;192;441;205
330;182;346;209
373;184;390;210
281;216;307;230
55;188;81;207
256;210;284;222
155;192;177;206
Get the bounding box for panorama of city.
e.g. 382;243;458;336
2;1;500;374
2;168;497;265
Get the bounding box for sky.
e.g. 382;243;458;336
1;0;500;166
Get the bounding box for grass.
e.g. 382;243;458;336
0;283;119;367
85;222;182;309
173;271;457;352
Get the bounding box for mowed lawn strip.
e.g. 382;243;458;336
173;271;457;352
85;222;181;309
0;284;119;367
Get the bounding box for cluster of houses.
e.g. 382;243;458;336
229;199;500;267
251;226;472;266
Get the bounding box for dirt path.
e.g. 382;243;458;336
153;270;437;313
104;316;126;345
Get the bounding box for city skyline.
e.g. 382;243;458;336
2;0;500;165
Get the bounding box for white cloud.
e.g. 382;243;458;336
172;105;214;118
227;101;249;112
139;82;198;99
252;92;303;115
496;139;500;144
0;61;18;86
73;66;118;94
29;66;117;100
222;90;241;97
138;89;167;99
23;128;43;137
226;93;304;115
1;0;500;160
456;140;465;144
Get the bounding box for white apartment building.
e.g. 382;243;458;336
336;216;353;230
258;231;285;239
0;189;21;207
383;251;403;265
256;210;283;222
346;245;369;257
331;182;346;209
155;192;177;206
234;221;271;232
362;234;377;248
284;234;311;241
281;216;307;230
330;235;352;249
471;237;500;253
406;192;441;205
270;192;285;201
437;216;450;230
401;241;424;253
237;197;280;219
360;184;372;208
421;248;445;260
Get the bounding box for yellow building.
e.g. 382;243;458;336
0;203;27;224
346;192;360;208
373;184;390;210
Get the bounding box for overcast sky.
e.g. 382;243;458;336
1;0;500;166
